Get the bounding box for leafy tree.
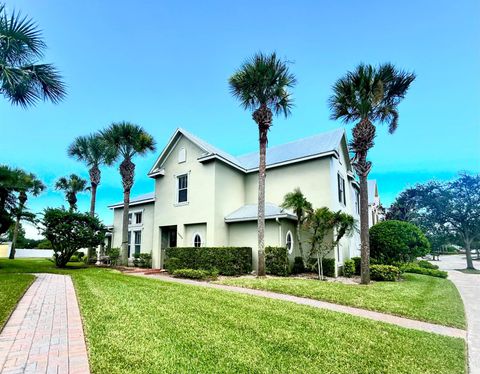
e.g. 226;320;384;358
281;188;312;264
305;207;356;280
0;165;23;234
413;174;480;269
55;174;88;211
37;239;52;249
101;122;156;264
0;3;66;107
41;208;105;268
9;172;44;259
369;220;430;264
329;63;415;284
68;133;115;259
229;52;296;276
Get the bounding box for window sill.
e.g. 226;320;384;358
174;202;189;207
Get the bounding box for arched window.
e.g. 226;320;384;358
178;147;186;163
286;231;293;254
193;233;202;248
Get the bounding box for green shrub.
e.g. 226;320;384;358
165;257;181;273
307;258;336;277
370;264;400;282
370;220;430;264
352;257;361;275
343;259;355;278
165;247;252;275
74;251;85;260
107;247;120;266
265;246;289;276
291;257;305;274
172;268;218;280
417;260;439;270
133;253;152;268
402;264;447;278
69;255;79;262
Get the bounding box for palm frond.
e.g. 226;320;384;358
101;121;156;159
229;52;296;117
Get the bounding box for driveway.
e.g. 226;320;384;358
433;255;480;374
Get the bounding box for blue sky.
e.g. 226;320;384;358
3;0;480;238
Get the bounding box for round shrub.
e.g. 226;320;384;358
291;257;305;274
370;264;400;282
342;259;355;278
370;220;430;264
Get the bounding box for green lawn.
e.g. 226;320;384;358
0;257;87;274
0;273;35;329
0;259;467;373
217;274;466;328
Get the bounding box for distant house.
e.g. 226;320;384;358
367;180;384;226
107;127;368;273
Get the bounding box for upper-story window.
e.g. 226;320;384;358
134;212;142;224
128;213;132;225
177;174;188;203
337;174;346;205
286;231;293;254
178;147;186;163
193;233;202;248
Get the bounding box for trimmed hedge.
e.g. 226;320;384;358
172;268;219;280
352;257;361;275
342;259;355;278
402;264;448;278
417;260;439;270
265;246;289;276
370;264;401;282
370;220;430;264
165;247;252;275
307;258;336;278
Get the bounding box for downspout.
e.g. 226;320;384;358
276;217;282;247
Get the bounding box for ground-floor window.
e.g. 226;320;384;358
134;230;142;255
193;233;202;247
286;231;293;254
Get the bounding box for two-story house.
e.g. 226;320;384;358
108;127;363;273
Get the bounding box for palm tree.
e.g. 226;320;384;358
229;52;296;276
68;134;115;216
0;4;66;107
281;188;312;263
328;63;415;284
9;172;45;259
55;174;88;211
101;122;156;265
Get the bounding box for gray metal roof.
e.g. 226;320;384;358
237;128;345;171
225;203;297;223
108;192;155;209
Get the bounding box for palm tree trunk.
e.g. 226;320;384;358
121;188;130;265
87;183;98;260
120;158;135;266
8;211;21;259
257;127;267;276
296;220;304;261
359;173;370;284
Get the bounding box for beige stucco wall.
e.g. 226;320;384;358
184;223;207;246
151;136;217;268
111;201;155;256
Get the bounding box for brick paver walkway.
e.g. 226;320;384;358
0;273;89;374
132;272;466;340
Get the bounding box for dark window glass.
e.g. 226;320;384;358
178;174;188;203
134;231;141;255
286;232;293;252
338;174;346;204
194;234;201;247
127;231;131;257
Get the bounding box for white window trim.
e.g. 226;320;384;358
174;172;190;206
178;147;186;164
127;208;145;228
286;231;294;254
337;173;346;206
192;232;203;247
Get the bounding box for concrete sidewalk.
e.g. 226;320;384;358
0;273;90;374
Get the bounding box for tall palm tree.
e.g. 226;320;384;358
281;188;312;263
229;52;296;276
101;122;156;265
68;134;115;216
55;174;88;211
0;3;66;107
328;63;415;284
9;172;45;259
